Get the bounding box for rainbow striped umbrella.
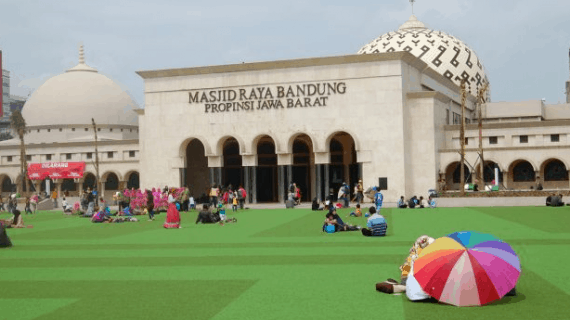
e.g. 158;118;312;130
413;231;520;306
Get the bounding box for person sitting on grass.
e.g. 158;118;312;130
323;208;360;232
195;204;219;224
417;196;425;209
349;204;362;217
397;196;407;209
361;207;387;237
196;204;237;224
312;198;324;211
0;221;13;247
546;194;554;206
0;209;25;229
91;209;112;223
428;196;437;208
62;197;73;214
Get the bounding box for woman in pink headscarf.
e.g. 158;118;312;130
163;189;181;229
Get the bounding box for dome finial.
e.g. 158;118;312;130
79;42;85;64
409;0;416;15
66;43;98;73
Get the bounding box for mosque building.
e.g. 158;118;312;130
1;14;570;202
0;46;140;199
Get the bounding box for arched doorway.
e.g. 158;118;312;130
292;134;314;202
476;161;502;186
445;162;470;190
256;136;278;202
542;159;568;189
62;179;77;196
83;173;96;191
1;175;13;194
508;160;535;189
185;139;209;198
329;132;358;201
126;172;140;189
104;173;119;191
222;138;243;189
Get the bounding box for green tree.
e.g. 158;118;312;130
10;110;30;195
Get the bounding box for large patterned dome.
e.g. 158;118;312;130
358;15;489;97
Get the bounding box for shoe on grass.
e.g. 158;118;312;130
376;282;394;294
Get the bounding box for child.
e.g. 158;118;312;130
428;196;437;208
218;203;227;221
350;204;362;217
25;197;32;214
232;193;238;212
189;196;195;210
145;206;154;221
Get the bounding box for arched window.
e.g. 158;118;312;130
105;173;119;190
452;164;470;183
544;160;568;181
513;161;535;182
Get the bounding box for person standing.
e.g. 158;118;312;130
181;186;190;212
232;192;238;212
30;193;39;214
164;189;181;228
51;189;58;208
238;185;246;209
24;197;32;214
374;187;383;213
86;188;95;217
356;180;364;205
209;184;219;207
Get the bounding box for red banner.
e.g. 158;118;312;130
27;162;86;180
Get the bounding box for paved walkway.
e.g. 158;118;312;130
31;196;551;212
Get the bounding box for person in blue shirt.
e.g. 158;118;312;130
374;187;384;213
397;196;407;208
428;196;437;208
361;207;387;237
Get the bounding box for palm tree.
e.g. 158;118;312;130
10;110;30;195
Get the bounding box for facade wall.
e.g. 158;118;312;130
138;53;480;201
140;58;417;200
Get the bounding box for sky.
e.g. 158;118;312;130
1;0;569;107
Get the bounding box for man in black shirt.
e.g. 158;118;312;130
196;204;219;224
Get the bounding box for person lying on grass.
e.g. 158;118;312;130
375;235;517;300
322;208;359;232
360;206;387;237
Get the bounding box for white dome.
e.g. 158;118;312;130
358;15;489;97
22;48;138;127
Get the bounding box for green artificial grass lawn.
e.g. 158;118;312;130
1;206;570;320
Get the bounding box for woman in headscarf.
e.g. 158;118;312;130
0;221;13;247
163;189;181;229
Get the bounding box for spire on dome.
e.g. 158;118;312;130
410;0;416;15
398;15;427;31
66;43;97;73
79;43;85;64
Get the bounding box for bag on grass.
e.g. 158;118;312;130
324;225;336;234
